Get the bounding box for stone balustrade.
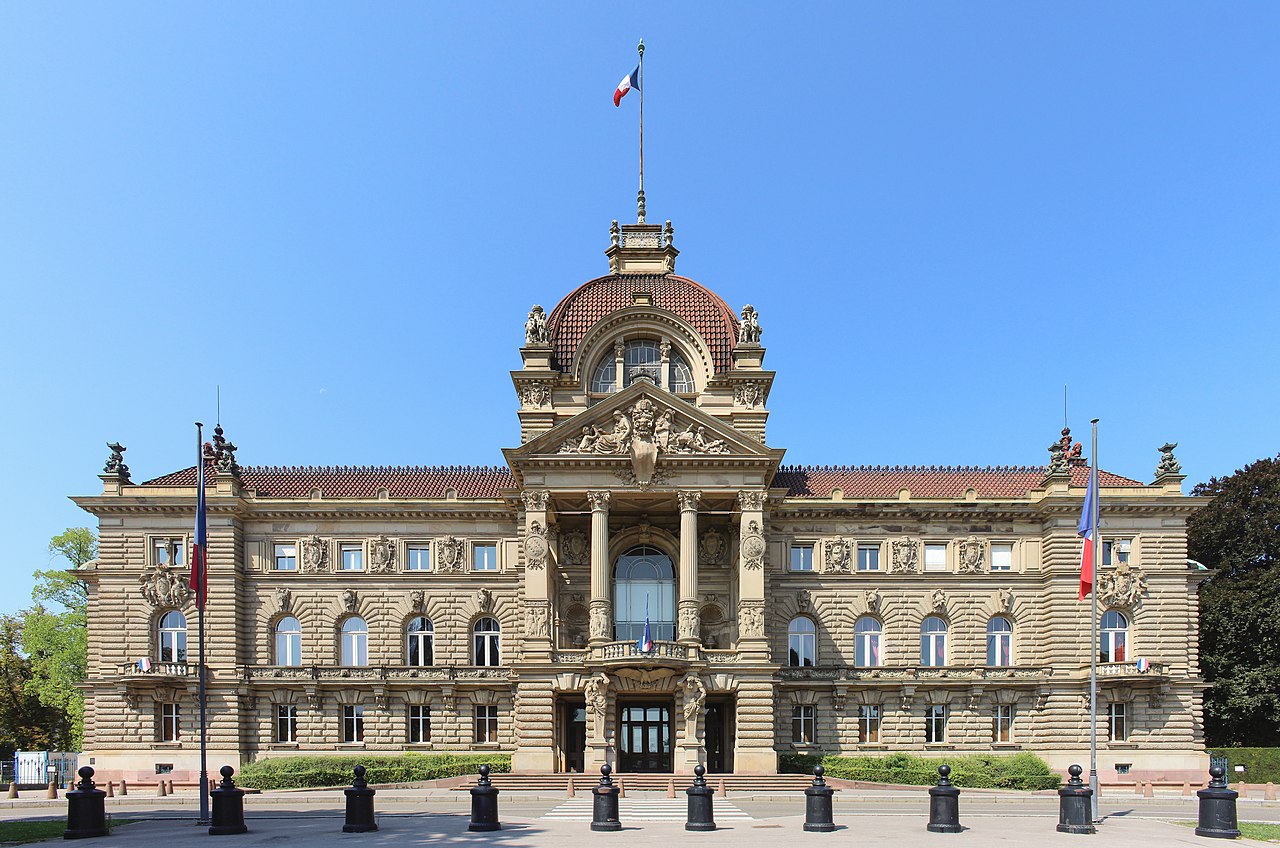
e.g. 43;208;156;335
115;661;197;678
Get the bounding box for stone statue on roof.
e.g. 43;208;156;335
524;305;549;346
738;304;762;345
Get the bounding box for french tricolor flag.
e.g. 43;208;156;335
614;65;639;107
190;429;208;609
1077;463;1098;600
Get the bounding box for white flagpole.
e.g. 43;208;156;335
1089;418;1100;821
637;38;645;224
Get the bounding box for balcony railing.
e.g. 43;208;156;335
117;660;198;678
778;665;1051;682
1095;660;1166;678
239;665;515;683
600;640;691;662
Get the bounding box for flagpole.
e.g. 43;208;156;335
637;38;645;224
196;422;209;825
1089;418;1100;821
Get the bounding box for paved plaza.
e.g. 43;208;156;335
2;786;1278;847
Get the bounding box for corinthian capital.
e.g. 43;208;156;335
587;490;612;512
521;489;550;511
737;490;768;512
677;490;702;512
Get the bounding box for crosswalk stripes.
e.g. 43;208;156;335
540;798;753;822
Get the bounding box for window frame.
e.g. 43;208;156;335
409;704;432;744
854;616;883;668
407;616;434;667
856;543;881;572
925;704;947;744
1107;702;1128;742
405;542;431;572
787;616;817;667
474;705;499;744
992;704;1014;743
339;542;364;572
789;543;814;573
920;616;948;667
158;610;188;663
858;704;881;744
1100;610;1129;663
342;705;365;743
159;702;180;742
989;541;1014;573
275;704;298;743
791;704;816;745
273;542;298;572
471;542;499;572
473;617;501;667
274;616;302;667
340;616;369;667
923;542;948;572
1103;538;1133;567
986;616;1014;667
150;535;187;568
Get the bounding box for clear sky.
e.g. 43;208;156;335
2;3;1277;614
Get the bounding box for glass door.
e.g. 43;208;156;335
617;701;673;772
562;701;586;773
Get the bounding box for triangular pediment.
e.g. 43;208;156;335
507;380;778;466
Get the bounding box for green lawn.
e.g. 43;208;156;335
0;818;136;844
1175;820;1280;842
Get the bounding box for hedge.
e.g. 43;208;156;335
237;753;511;790
779;752;1061;791
1208;748;1280;784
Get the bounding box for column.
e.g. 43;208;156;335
677;490;702;645
736;490;768;657
587;490;612;646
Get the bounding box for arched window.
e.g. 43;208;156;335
854;617;882;667
340;617;368;667
589;340;698;395
920;616;948;667
614;545;676;643
158;610;187;663
274;616;301;667
987;616;1013;667
407;617;434;666
473;617;501;667
788;617;816;667
1100;611;1128;663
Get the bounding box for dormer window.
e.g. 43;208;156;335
589;338;696;395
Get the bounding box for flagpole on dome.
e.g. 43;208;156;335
637;37;645;224
1089;418;1100;821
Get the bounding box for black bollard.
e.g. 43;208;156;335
64;767;108;840
208;765;248;836
1195;765;1241;839
590;764;621;832
468;764;502;832
927;764;962;833
803;765;836;833
685;764;716;832
343;765;378;833
1056;764;1096;835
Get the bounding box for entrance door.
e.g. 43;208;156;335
617;701;673;773
562;700;586;773
704;699;734;773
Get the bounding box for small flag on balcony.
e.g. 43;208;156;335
137;657;152;672
637;596;654;652
1135;657;1150;673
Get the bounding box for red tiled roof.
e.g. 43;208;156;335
546;273;740;374
773;464;1143;499
141;465;515;498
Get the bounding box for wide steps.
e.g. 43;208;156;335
453;773;816;793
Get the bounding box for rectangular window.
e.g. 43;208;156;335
993;705;1014;743
275;705;298;743
160;703;180;741
472;543;498;572
857;544;880;572
153;537;185;567
990;543;1013;572
1107;702;1128;742
925;705;947;744
409;705;432;743
790;544;814;572
340;544;364;572
273;543;297;571
858;705;881;744
791;704;816;745
406;544;431;572
474;705;499;743
924;543;947;572
342;705;365;743
1103;539;1132;567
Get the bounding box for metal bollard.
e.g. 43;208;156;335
685;764;716;832
343;765;377;833
1056;764;1096;835
468;764;501;832
590;764;621;832
1195;765;1240;839
803;765;836;833
64;767;108;840
208;766;248;836
927;764;962;833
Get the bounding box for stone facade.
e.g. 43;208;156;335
73;219;1205;783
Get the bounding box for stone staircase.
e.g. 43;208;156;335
451;772;818;793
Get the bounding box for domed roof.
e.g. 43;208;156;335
546;273;740;374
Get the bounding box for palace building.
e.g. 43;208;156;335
74;215;1205;783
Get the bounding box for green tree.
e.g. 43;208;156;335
18;528;95;751
0;614;69;758
1190;454;1280;747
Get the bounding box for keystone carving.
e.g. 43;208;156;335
823;538;852;574
369;535;396;574
865;589;882;614
301;536;329;574
891;538;919;573
273;587;292;614
796;589;811;612
435;537;465;573
958;536;985;574
138;565;191;609
410;590;426;614
475;587;494;613
740;520;766;570
931;589;947;614
342;589;359;614
998;587;1014;613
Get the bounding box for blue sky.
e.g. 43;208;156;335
2;3;1277;614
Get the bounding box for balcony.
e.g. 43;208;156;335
778;665;1052;683
116;660;198;680
548;641;741;667
1094;660;1167;679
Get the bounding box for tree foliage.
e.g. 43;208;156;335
0;615;71;758
1190;454;1280;747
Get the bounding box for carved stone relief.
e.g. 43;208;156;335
524;520;549;570
524;600;550;639
931;589;947;614
518;381;553;408
560;531;589;566
737;491;767;512
342;589;359;614
738;600;765;638
998;587;1014;614
410;590;426;614
436;537;465;574
273;587;292;615
1097;562;1149;608
958;536;985;574
740;520;766;570
823;538;852;574
369;535;396;574
698;528;727;565
301;536;329;574
865;589;882;614
138;565;191;609
521;490;550;511
733;381;766;409
891;538;919;573
677;600;699;641
588;600;611;640
796;589;811;612
476;588;494;613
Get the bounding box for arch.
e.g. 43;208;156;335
613;544;676;643
699;604;725;649
1100;610;1129;663
561;603;589;649
573;309;716;392
406;615;434;666
587;337;700;395
920;615;948;667
339;616;368;667
273;615;302;667
854;616;883;668
157;609;188;663
787;616;817;667
473;616;501;666
986;616;1013;667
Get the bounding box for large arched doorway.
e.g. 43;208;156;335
613;544;676;643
